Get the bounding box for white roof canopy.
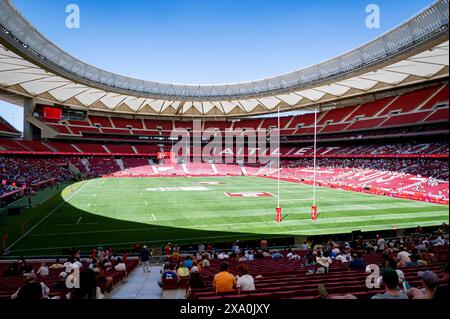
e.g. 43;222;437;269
0;0;448;117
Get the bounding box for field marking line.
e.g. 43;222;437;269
87;203;91;208
56;223;98;227
76;217;82;225
151;214;156;222
6;180;91;251
144;201;148;207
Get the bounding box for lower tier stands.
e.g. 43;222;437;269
1;154;448;206
0;258;139;300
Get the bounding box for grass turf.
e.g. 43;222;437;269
1;176;448;256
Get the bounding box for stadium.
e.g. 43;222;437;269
0;0;448;303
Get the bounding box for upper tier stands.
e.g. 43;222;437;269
0;140;448;157
0;116;20;137
35;83;448;138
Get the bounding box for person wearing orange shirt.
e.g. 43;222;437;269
213;262;236;293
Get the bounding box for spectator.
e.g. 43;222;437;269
272;252;284;259
158;263;178;288
114;257;126;272
164;242;172;257
177;262;190;278
139;245;150;273
376;235;385;252
371;268;407;299
185;267;205;299
184;255;193;269
260;238;268;250
202;255;211;268
396;247;412;267
236;264;255;293
213;262;236;293
36;263;49;277
49;258;64;269
349;253;367;271
11;273;45;300
316;251;332;274
245;250;254;261
407;270;440;299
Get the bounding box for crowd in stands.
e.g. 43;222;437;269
152;228;448;300
0;157;75;205
1;247;136;300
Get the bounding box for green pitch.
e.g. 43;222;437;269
1;176;448;256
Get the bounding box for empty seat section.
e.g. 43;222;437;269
132;129;160;136
204;121;232;131
89;115;113;127
0;117;19;134
75;143;108;153
17;141;52;152
134;144;161;154
111;117;144;129
101;128;131;135
0;139;29;151
45;141;80;153
144;119;173;131
174;121;195;130
378;85;441;116
259;117;291;129
69;126;101;135
348;97;395;120
380;111;431;127
318;106;355;124
104;144;135;154
420;84;449;109
233;119;262;129
287;113;316;129
424;108;449;123
293;126;318;135
346;118;386;131
320;123;351;133
67;120;90;126
48;124;72;135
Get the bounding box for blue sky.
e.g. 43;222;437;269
0;0;434;131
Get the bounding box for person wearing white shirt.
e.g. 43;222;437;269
397;248;412;267
73;260;83;269
376;236;386;251
245;251;254;261
114;259;126;272
36;263;49;277
236;264;255;293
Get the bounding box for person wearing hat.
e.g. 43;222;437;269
316;251;332;274
406;270;440;299
371;268;408;299
185;266;205;298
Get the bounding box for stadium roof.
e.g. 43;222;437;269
0;0;448;117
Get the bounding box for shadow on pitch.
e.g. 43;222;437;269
3;179;296;256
